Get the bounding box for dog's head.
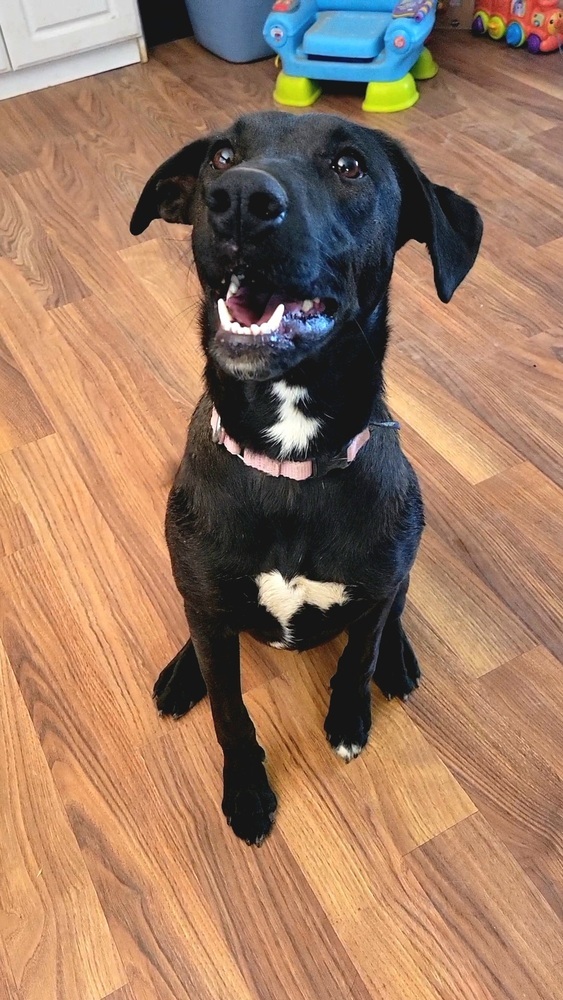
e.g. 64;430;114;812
131;111;482;380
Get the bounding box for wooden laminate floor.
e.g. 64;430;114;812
1;32;563;1000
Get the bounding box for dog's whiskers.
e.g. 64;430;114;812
164;299;200;334
353;318;380;365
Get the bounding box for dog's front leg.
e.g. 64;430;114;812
324;593;397;762
188;613;277;846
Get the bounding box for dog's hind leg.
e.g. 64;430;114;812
324;592;398;762
372;576;421;701
153;639;207;718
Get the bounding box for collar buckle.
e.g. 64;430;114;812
312;451;351;477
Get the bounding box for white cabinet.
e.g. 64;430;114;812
0;29;11;72
1;0;142;69
0;0;144;100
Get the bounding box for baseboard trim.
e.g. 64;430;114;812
0;38;143;101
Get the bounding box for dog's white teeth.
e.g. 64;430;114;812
267;302;285;332
218;298;233;329
226;274;240;300
218;299;285;337
302;299;313;313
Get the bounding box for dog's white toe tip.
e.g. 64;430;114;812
334;742;362;762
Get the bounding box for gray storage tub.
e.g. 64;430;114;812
185;0;274;63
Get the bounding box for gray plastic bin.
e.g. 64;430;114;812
185;0;274;63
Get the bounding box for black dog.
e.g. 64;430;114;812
130;111;482;846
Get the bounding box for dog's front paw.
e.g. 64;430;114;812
324;693;371;763
153;641;207;718
222;754;277;846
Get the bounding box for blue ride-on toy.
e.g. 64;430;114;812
263;0;438;112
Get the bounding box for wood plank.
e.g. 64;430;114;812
95;55;235;149
0;72;132;177
142;707;376;1000
118;238;200;325
0;93;70;177
475;464;563;661
410;525;535;676
408;813;563;1000
0;179;90;309
0;639;126;1000
393;243;562;345
0;935;20;1000
235;675;485;1000
0;338;53;454
478;647;563;789
261;659;477;854
404;119;563;248
0;438;176;748
386;346;523;484
403;608;563;923
101;988;137;1000
0;262;191;637
12;156;129;257
0;468;35;559
432;34;563;125
395;326;563;489
0;558;265;1000
145;661;474;1000
404;428;563;663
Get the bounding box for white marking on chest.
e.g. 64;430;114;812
265;382;321;458
256;570;349;647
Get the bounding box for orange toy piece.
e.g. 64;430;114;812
473;0;563;50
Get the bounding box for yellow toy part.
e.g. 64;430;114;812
412;47;439;80
273;71;322;107
488;13;507;37
362;73;419;113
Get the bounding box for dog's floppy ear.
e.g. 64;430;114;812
393;144;483;303
130;138;210;236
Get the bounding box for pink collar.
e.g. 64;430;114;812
210;407;398;481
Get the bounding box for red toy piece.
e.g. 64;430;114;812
473;0;563;51
272;0;300;11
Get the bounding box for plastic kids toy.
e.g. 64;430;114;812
473;0;563;52
264;0;439;113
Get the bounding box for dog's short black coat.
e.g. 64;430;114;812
131;111;482;846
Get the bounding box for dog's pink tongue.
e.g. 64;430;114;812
227;288;323;325
227;289;284;326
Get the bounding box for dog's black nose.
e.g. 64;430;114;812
205;167;288;241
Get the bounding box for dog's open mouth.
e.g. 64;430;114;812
215;274;336;345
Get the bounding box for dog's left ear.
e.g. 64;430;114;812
130;138;210;236
393;145;483;303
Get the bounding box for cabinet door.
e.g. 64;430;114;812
0;29;11;72
1;0;142;70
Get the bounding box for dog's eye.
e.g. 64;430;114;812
332;153;365;180
211;147;235;171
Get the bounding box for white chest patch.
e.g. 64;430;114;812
256;570;349;647
265;382;321;459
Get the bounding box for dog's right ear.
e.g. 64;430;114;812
130;138;210;236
